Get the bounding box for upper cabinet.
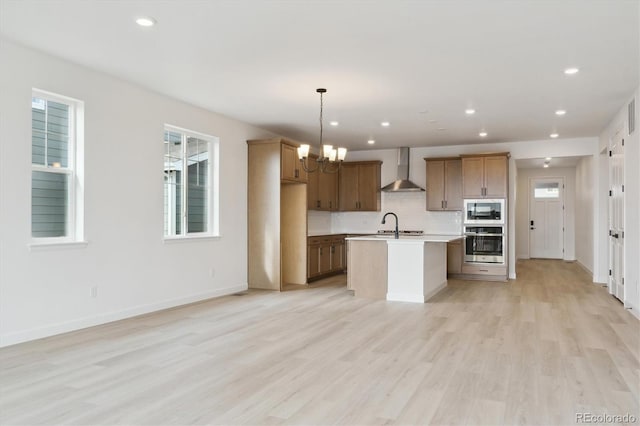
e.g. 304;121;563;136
425;158;463;211
307;155;339;211
461;154;508;198
281;142;307;183
338;161;382;211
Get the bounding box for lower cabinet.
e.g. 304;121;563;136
447;240;463;274
308;235;346;281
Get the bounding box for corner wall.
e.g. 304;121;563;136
0;40;274;346
575;156;594;273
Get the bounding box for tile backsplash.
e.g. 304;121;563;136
307;192;462;235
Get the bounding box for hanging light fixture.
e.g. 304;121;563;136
298;88;347;173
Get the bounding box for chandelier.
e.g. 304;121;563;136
297;88;347;173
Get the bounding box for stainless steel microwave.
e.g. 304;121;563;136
463;199;505;224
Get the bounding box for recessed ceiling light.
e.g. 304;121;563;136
329;121;339;126
543;164;550;168
367;139;375;145
437;127;447;131
418;109;429;114
135;16;156;27
381;121;390;127
555;110;566;116
479;131;488;137
465;109;476;115
564;67;579;75
545;157;552;161
428;119;437;123
550;133;559;138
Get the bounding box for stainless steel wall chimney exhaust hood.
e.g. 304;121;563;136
381;147;425;192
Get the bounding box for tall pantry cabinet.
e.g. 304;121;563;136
247;138;307;290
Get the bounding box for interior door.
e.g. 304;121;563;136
529;177;564;259
609;129;625;300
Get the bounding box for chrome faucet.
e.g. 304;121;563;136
381;212;399;239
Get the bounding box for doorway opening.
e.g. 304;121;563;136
529;177;564;259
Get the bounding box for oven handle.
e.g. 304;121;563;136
464;232;505;237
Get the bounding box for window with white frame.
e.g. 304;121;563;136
31;90;83;241
164;126;218;237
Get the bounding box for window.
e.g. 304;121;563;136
534;182;560;198
31;90;84;241
164;125;218;238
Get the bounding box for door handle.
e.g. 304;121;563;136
612;233;619;239
530;227;535;230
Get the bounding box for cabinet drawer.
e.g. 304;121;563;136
461;264;506;276
308;236;336;246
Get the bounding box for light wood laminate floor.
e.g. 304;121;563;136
1;260;638;425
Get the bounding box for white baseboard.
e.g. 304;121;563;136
575;260;593;275
386;292;426;303
0;284;248;348
424;282;447;301
625;301;640;321
386;282;447;303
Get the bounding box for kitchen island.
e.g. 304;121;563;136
346;234;462;303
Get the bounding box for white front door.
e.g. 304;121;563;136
529;177;564;259
609;129;625;300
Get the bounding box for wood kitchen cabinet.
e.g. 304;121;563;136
281;142;307;183
425;158;463;211
461;153;508;198
248;138;307;291
330;236;345;271
447;240;463;274
307;155;339;211
338;161;382;211
307;235;346;281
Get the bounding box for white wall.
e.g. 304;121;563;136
0;40;275;346
515;167;577;261
575;156;594;273
598;86;640;317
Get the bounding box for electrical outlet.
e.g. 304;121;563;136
90;286;98;298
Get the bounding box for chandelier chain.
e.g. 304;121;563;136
319;90;324;147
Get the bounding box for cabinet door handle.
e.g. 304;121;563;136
295;169;299;178
444;200;447;209
329;201;332;209
320;247;323;255
317;200;320;208
441;200;444;209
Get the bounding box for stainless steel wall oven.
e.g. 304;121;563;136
463;225;505;264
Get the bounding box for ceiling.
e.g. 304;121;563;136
516;156;583;169
1;0;638;151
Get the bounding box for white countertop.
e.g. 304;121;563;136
345;234;462;243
